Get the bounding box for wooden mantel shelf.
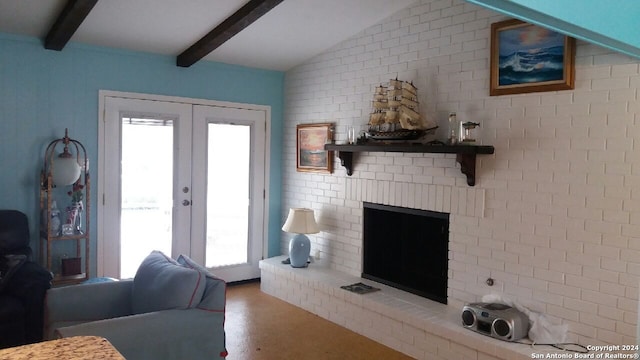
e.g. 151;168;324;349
324;143;495;186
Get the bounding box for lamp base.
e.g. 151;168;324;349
289;234;311;268
280;257;308;267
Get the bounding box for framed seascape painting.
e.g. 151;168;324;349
296;123;333;173
490;19;575;96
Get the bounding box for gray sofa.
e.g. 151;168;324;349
44;252;227;359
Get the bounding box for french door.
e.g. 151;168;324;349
98;92;268;282
191;105;266;281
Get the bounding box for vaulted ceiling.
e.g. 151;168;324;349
1;1;637;72
0;0;415;71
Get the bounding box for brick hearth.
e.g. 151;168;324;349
259;256;556;360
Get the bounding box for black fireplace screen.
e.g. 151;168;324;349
362;202;449;304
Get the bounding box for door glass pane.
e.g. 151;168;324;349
206;123;250;267
120;118;173;278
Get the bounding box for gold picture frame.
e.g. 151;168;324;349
296;123;333;173
490;19;575;96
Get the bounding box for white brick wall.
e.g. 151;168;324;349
281;0;640;345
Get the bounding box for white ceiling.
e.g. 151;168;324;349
0;0;415;71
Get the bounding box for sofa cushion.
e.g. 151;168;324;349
132;251;205;314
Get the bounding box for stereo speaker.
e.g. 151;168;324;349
461;302;529;341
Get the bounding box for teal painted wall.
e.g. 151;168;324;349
466;0;640;59
507;0;638;48
0;33;284;275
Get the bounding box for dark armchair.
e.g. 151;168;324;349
0;210;53;349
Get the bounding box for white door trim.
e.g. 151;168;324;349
97;90;271;277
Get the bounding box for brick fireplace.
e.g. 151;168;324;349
264;175;529;359
277;0;640;354
362;202;449;304
260;255;539;359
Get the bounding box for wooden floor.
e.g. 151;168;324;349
225;282;412;360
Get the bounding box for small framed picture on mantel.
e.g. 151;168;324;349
296;123;333;174
490;19;576;96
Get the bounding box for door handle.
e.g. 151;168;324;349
182;200;191;206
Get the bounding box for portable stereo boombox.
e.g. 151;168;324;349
461;302;529;341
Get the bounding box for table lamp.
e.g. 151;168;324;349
282;208;319;268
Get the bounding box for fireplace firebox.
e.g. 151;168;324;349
362;202;449;304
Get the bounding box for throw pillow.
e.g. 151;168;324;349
177;254;227;311
176;254;215;278
132;251;206;314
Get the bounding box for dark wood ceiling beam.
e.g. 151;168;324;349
45;0;98;51
177;0;284;67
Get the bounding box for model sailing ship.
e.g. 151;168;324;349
368;78;436;140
